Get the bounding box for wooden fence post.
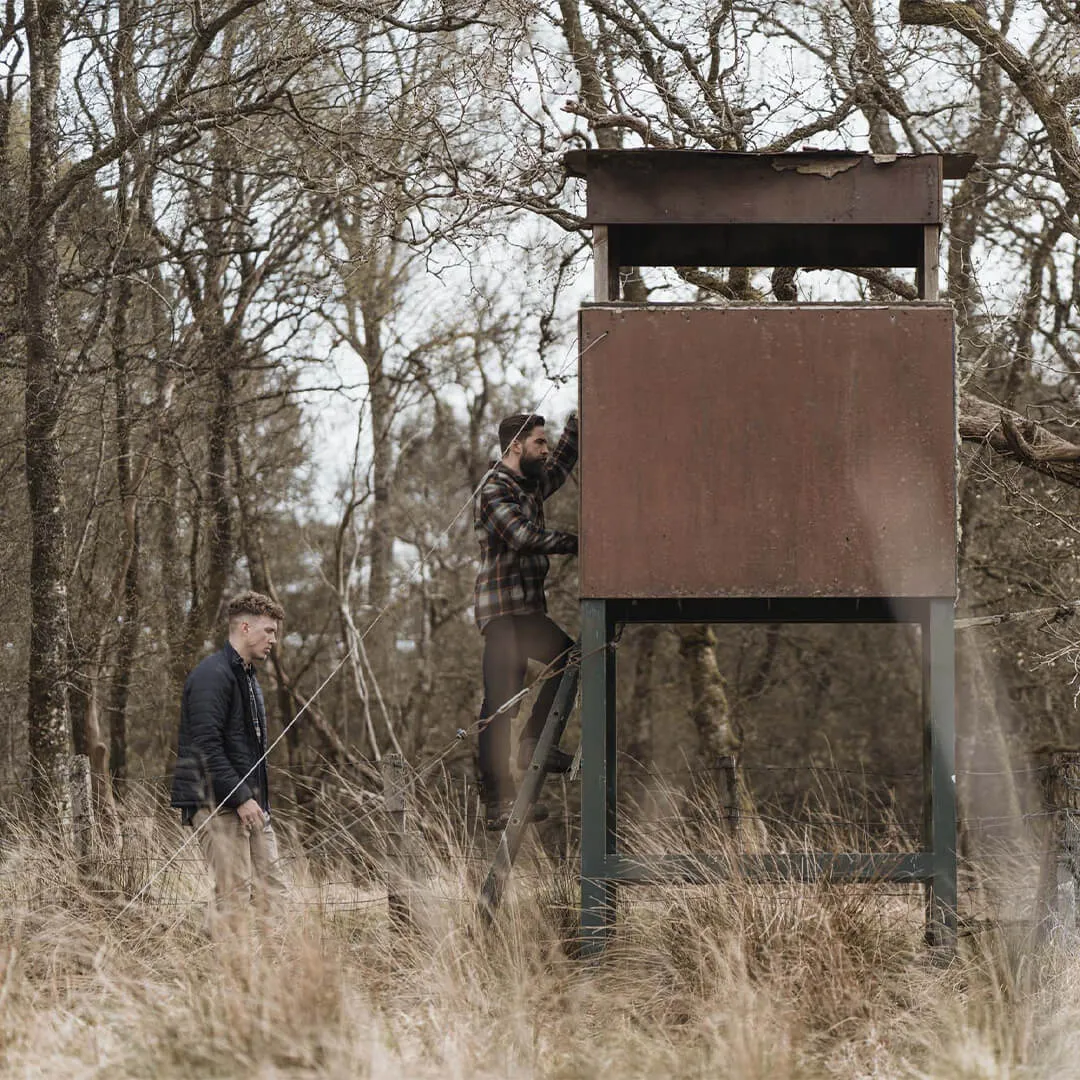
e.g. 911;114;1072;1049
381;753;413;928
1038;749;1080;937
68;754;94;872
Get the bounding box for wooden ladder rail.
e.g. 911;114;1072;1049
478;647;581;925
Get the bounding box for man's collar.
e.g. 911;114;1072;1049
493;461;537;489
225;641;254;674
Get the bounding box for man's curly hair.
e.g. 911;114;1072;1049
226;591;285;624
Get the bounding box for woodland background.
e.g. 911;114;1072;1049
0;0;1079;862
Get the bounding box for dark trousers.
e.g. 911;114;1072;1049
478;612;574;804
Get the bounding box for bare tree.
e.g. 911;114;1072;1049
13;0;368;820
23;0;70;818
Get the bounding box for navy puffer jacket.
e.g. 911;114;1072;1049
170;643;270;815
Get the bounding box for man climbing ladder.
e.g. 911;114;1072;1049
479;654;580;923
473;410;579;831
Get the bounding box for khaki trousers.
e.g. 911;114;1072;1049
193;808;287;928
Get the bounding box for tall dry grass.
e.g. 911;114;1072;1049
0;782;1073;1079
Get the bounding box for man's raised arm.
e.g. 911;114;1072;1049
480;480;577;554
541;411;578;499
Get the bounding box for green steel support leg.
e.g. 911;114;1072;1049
605;609;618;902
580;599;616;956
924;597;957;957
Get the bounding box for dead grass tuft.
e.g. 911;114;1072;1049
0;790;1072;1077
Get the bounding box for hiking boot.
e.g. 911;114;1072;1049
484;799;550;832
517;738;574;774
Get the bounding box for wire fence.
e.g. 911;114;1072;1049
0;747;1072;936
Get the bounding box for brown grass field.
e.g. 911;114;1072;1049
0;785;1071;1079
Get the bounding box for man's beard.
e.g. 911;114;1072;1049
520;455;545;480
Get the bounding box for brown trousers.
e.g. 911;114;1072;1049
193;808;287;928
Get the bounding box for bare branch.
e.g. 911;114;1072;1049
899;0;1080;208
956;600;1080;630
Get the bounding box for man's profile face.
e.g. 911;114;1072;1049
238;615;278;663
518;425;549;479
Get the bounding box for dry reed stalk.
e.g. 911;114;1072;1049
0;784;1072;1077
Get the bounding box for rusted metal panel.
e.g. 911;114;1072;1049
562;148;976;183
574;151;942;227
579;304;956;599
608;222;924;269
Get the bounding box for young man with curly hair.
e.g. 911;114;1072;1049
170;591;287;927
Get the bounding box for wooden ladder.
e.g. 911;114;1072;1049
478;645;581;924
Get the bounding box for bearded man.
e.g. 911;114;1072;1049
473;412;579;830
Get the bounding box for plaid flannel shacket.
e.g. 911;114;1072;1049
474;414;579;630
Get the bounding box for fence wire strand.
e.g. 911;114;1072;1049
107;335;604;921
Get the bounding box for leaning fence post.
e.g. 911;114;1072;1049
68;754;94;873
1037;749;1080;938
381;753;413;928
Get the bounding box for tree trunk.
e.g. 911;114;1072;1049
956;637;1024;851
137;166;185;702
24;0;71;822
677;624;751;835
83;656;121;846
105;0;141;799
625;623;660;780
849;0;900;159
108;551;139;791
334;220;399;692
173;357;233;686
364;310;394;680
172;69;238;685
107;269;140;795
945;46;1003;374
557;0;621;152
677;626;740;767
154;341;184;688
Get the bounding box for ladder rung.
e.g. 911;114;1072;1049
478;648;581;923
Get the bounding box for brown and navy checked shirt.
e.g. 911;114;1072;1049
473;414;579;630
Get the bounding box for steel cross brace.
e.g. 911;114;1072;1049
577;596;957;959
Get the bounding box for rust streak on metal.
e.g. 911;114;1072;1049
579;304;957;599
581;152;943;226
771;156;861;178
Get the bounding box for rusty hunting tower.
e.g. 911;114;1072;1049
566;148;972;956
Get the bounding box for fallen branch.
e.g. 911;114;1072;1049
999;411;1080;463
959;393;1080;488
955;600;1079;630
